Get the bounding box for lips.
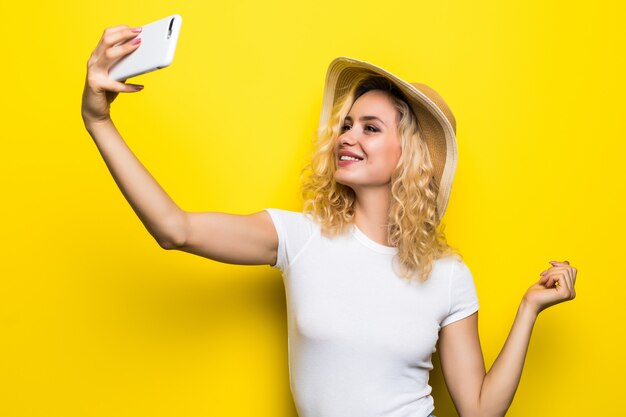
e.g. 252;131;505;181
339;155;362;162
338;150;364;160
338;159;361;167
337;151;364;167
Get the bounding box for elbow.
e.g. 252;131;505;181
458;409;484;417
459;411;495;417
156;230;187;250
156;212;188;250
157;237;182;250
464;404;506;417
457;399;506;417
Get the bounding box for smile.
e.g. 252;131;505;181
339;155;362;161
337;157;363;167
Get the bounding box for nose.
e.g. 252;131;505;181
339;129;357;146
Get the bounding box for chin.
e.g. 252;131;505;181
335;177;361;193
334;173;353;188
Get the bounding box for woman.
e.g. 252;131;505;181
82;25;578;417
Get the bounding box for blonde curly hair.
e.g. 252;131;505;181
300;73;462;282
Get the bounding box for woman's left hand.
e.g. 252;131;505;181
523;260;577;314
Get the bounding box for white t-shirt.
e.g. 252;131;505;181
264;208;479;417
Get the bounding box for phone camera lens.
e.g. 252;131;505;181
167;18;174;39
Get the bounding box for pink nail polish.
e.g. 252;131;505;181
131;27;142;33
132;37;142;45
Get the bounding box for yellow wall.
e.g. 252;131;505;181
1;0;622;416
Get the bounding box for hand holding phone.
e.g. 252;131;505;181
108;14;183;81
81;14;182;126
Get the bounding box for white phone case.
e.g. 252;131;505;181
108;14;183;82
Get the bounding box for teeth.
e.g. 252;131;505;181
340;155;362;161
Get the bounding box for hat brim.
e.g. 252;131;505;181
319;56;458;221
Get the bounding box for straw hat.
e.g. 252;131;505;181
319;57;458;222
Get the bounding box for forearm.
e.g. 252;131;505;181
85;119;186;248
478;299;538;417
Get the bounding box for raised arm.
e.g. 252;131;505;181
81;25;278;266
437;260;577;417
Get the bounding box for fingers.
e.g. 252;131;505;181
89;26;143;71
538;269;576;300
559;269;575;299
101;26;141;47
92;25;130;58
101;78;144;93
539;263;567;284
565;268;576;299
540;260;572;276
102;36;142;65
540;265;567;277
539;272;559;288
539;265;564;287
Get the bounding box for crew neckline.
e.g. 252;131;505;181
351;224;399;254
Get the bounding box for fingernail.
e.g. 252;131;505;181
132;27;142;33
132;37;142;45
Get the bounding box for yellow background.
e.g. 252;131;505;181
1;0;623;416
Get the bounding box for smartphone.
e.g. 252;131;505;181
108;14;183;82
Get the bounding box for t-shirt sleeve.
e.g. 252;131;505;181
440;259;480;327
264;208;317;272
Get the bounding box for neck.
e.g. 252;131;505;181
353;185;394;247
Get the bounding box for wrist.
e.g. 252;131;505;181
520;296;541;320
83;116;114;133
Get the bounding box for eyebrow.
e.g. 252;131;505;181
344;115;387;127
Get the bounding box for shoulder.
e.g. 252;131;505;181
427;255;477;293
428;254;466;281
434;254;470;275
264;208;318;232
439;255;480;327
264;208;319;271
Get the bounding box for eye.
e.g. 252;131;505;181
340;124;352;132
365;125;379;133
